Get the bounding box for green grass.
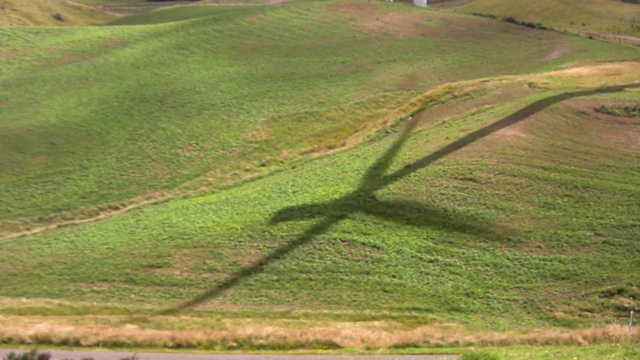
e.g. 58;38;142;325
450;0;640;37
1;68;638;330
596;102;640;117
460;345;640;359
1;0;640;351
1;0;637;236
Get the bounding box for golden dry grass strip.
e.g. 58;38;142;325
1;314;638;349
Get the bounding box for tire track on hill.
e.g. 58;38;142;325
0;192;180;241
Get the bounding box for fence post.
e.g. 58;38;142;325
631;310;635;343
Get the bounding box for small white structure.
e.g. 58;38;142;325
414;0;427;7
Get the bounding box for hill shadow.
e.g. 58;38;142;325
160;83;639;314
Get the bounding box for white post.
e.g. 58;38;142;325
413;0;427;8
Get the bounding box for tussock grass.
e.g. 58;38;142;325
0;314;638;349
596;102;640;117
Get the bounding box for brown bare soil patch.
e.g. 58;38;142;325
519;237;601;256
338;241;383;261
152;248;202;277
545;42;571;61
2;47;27;59
245;123;271;142
227;238;282;267
99;39;124;48
72;281;113;291
396;70;423;92
493;124;529;139
2;50;17;59
73;281;183;293
568;100;640;153
329;2;429;39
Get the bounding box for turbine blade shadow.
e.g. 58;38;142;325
359;116;420;191
360;199;503;239
270;203;330;224
160;215;344;315
160;83;638;315
380;84;640;188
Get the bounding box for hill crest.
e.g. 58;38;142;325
0;0;115;26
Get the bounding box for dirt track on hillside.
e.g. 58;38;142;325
3;62;637;242
88;1;191;8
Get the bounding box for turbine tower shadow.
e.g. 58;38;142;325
161;83;639;315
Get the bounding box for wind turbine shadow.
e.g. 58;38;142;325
160;83;640;315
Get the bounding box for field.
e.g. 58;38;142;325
1;0;639;355
3;0;636;237
446;0;640;38
0;0;115;26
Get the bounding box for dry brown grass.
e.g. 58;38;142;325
0;0;114;27
329;2;430;39
1;313;638;349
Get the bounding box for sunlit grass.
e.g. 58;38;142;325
1;0;639;352
3;0;635;235
2;64;638;332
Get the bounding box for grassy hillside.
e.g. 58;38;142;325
0;0;115;26
1;61;639;334
1;0;639;351
1;0;637;239
452;0;640;37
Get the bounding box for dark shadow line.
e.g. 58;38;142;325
160;84;639;315
158;120;421;314
359;116;420;190
359;199;498;236
380;84;640;188
272;197;500;238
160;215;344;315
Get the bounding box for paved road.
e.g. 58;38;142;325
0;350;459;360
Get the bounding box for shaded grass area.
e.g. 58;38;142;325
1;67;638;332
2;0;636;236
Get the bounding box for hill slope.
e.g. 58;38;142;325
1;0;637;239
1;62;639;331
0;0;115;26
1;0;639;349
452;0;640;37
